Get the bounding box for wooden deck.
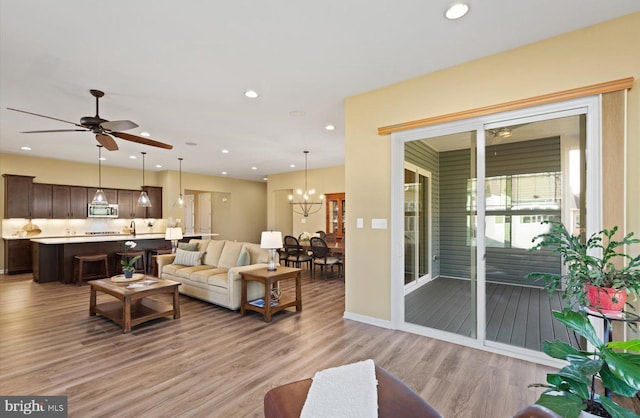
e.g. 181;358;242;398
405;277;578;351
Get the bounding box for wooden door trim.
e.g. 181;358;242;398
378;77;634;135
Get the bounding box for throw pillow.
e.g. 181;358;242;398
178;242;199;251
173;248;203;266
236;247;250;266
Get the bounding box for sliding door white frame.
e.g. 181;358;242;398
390;95;601;366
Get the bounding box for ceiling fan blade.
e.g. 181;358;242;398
21;129;88;133
100;120;138;132
96;133;119;151
111;131;173;150
7;107;85;128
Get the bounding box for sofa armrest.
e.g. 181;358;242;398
228;263;269;281
156;253;177;278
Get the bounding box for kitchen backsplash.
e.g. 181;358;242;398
1;218;168;239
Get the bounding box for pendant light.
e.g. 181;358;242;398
174;157;185;208
288;151;324;217
136;152;152;207
91;145;108;205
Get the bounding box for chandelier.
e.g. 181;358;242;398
289;150;324;217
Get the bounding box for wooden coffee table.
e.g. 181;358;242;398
89;277;181;333
240;266;302;322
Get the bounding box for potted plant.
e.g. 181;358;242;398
529;309;640;418
527;221;640;314
121;240;140;278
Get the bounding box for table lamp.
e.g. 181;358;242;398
165;227;183;253
260;231;283;271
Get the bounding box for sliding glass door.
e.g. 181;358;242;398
404;131;477;339
397;99;596;359
404;163;431;288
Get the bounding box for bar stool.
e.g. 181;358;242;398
146;248;172;275
115;250;146;275
74;254;109;286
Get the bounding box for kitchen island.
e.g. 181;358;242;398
31;233;201;284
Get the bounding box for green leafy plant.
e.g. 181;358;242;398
529;309;640;418
527;221;640;310
121;240;140;272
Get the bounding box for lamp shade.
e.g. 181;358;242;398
165;227;183;241
260;231;283;249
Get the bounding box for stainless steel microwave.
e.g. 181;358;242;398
88;204;119;218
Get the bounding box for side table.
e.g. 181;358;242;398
240;266;302;322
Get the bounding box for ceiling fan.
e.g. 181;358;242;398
7;89;173;151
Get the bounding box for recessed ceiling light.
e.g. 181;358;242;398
221;149;229;154
244;90;259;98
140;132;150;137
263;177;268;181
289;110;306;117
251;166;257;170
155;164;162;168
20;146;31;151
290;164;296;168
185;142;198;146
99;157;106;161
324;124;336;131
221;171;228;175
445;3;469;19
129;155;137;159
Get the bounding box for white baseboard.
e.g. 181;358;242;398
342;311;394;329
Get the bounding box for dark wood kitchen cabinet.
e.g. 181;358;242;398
143;186;163;218
32;183;52;218
4;239;32;274
117;190;147;218
3;174;34;218
52;185;88;218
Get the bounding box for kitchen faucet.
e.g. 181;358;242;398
130;220;136;236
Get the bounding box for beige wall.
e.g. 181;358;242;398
0;153;268;270
267;165;345;238
344;13;640;322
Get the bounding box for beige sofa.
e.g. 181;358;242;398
156;239;275;310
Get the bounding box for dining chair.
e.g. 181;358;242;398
309;237;341;280
284;235;312;270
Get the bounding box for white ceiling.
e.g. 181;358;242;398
1;1;638;181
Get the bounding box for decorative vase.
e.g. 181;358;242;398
585;285;627;315
123;269;134;279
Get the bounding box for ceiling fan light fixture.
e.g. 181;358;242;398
498;128;512;138
91;145;109;205
445;3;469;20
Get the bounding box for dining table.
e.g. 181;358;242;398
298;240;344;255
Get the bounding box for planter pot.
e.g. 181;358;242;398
585;285;627;314
123;269;134;279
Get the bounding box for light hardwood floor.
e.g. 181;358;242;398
0;273;577;417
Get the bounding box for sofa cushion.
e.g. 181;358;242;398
236;247;250;266
218;241;244;269
207;273;230;288
173;265;214;280
203;240;226;266
173;248;203;266
162;263;190;277
190;268;228;285
178;242;199;251
244;242;271;264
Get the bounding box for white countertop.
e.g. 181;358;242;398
28;233;211;245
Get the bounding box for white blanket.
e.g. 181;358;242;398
300;359;378;418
